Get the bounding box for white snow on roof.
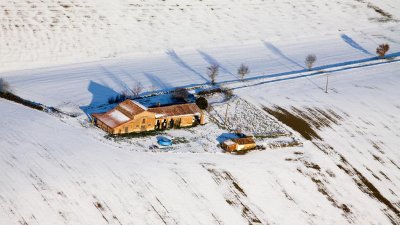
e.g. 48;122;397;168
118;102;132;113
131;100;148;110
223;140;236;146
155;114;165;118
109;110;130;123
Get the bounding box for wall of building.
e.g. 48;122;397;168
114;115;156;134
237;143;257;151
95;111;203;134
179;116;195;127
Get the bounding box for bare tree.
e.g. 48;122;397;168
0;78;10;93
237;64;250;81
376;43;390;58
305;54;317;70
130;81;143;98
207;64;219;85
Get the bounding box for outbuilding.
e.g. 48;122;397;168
222;137;256;152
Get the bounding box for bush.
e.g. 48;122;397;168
108;93;128;104
131;81;143;98
196;97;208;110
305;54;317;70
0;78;10;93
198;88;222;96
221;87;233;99
207;64;219;85
237;64;250;80
376;43;390;58
172;88;189;102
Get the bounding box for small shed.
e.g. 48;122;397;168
222;137;256;152
222;139;237;152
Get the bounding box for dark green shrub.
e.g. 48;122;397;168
196;97;208;109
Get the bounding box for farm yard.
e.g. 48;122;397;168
1;0;400;224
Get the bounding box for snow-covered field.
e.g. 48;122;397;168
1;61;400;224
0;0;399;72
1;0;400;224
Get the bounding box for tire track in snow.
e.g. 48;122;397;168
124;173;179;225
264;105;400;224
171;169;224;225
201;164;267;225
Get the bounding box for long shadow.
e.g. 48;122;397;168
166;49;209;82
221;51;400;85
197;50;234;75
79;80;120;118
80;52;400;118
144;72;173;91
263;41;305;69
101;66;130;93
341;34;373;55
120;69;139;87
231;53;400;91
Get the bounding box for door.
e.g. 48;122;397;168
141;118;147;131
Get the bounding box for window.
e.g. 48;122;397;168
125;127;128;133
142;118;146;124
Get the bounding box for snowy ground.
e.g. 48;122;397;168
0;0;399;72
1;59;400;224
2;27;400;117
1;0;400;224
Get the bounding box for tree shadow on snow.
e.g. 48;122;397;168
197;50;234;76
166;49;209;83
101;66;131;93
341;34;373;56
263;41;305;69
144;72;173;92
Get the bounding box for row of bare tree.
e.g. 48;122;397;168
108;42;392;102
207;63;250;85
1;44;391;103
305;43;390;71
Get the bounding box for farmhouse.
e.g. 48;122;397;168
221;137;256;152
92;99;205;134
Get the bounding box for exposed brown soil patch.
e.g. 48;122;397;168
317;146;400;224
264;106;343;141
265;106;321;140
296;166;353;218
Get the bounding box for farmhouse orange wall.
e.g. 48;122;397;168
113;111;156;134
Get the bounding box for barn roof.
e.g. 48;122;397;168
92;109;131;128
118;99;147;116
223;139;236;146
148;103;202;118
92;101;203;129
232;137;256;145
